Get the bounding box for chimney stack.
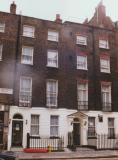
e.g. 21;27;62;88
10;1;16;14
55;14;62;23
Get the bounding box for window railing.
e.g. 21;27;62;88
47;58;58;67
78;101;88;110
46;96;57;107
19;92;32;107
102;102;111;111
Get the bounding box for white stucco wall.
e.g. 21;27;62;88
8;106;118;150
8;106;76;150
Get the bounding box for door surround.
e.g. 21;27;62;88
11;114;23;147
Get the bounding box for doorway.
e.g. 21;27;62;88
0;112;4;144
12;114;23;147
73;118;80;146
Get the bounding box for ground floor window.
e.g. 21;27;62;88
108;118;115;138
88;117;96;137
31;115;40;135
50;115;59;137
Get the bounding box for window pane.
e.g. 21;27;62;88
77;56;87;70
108;118;115;138
50;116;59;125
48;31;58;41
100;58;110;73
23;26;35;37
0;23;5;32
31;115;39;135
76;35;87;45
101;84;111;103
47;50;58;67
50;116;59;136
77;83;88;100
20;77;32;92
21;46;33;65
88;117;96;137
99;40;109;49
47;80;58;106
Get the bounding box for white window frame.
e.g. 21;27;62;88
77;82;88;110
0;44;3;61
88;117;96;137
101;83;111;104
100;57;110;73
99;39;109;49
0;23;5;33
19;76;32;105
48;30;59;42
77;55;87;70
47;50;58;68
30;114;40;136
21;46;33;65
76;35;87;45
50;115;59;137
23;25;35;38
108;118;115;138
46;80;58;107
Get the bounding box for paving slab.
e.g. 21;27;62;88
15;148;118;160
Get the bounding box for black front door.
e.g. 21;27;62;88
0;112;4;144
73;123;80;146
12;120;23;146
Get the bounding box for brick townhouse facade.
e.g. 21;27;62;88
1;1;118;150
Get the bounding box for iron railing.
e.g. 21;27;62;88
78;101;88;110
27;133;64;151
102;102;112;111
97;134;118;150
19;92;32;107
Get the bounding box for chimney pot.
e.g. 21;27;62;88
10;1;16;14
55;14;62;23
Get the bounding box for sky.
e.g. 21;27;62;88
0;0;118;23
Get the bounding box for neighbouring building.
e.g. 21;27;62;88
0;1;118;151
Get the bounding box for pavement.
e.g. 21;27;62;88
12;147;118;160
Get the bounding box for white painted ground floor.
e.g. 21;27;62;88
7;106;118;150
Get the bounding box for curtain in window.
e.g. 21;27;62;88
47;81;57;106
20;77;32;92
47;50;58;67
31;115;39;135
50;116;59;136
102;85;110;103
23;26;34;37
22;47;33;64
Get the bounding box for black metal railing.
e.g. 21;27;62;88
97;134;118;150
19;92;32;107
78;101;88;110
27;133;64;151
102;102;112;111
46;96;57;107
68;132;73;147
